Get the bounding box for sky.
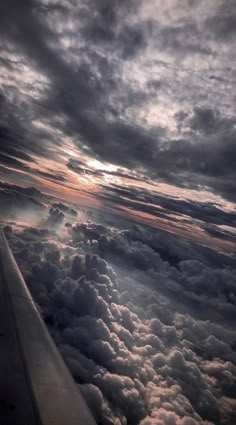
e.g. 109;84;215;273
0;0;236;253
0;2;236;424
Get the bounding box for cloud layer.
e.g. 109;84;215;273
5;214;236;425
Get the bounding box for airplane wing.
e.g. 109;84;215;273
0;228;97;425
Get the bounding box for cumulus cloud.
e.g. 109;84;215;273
5;216;236;425
43;206;65;228
51;202;77;218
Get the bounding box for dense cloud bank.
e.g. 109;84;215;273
4;218;236;425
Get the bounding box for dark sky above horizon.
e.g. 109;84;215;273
0;0;236;251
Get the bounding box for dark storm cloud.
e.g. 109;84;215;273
0;0;105;117
0;89;68;183
206;0;236;41
95;183;236;227
157;21;211;56
0;91;63;161
49;103;236;200
36;169;66;183
0;152;31;172
0;0;70;79
0;146;35;163
202;225;236;243
0;0;235;202
80;0;146;59
0;181;42;197
188;107;235;135
0;93;38;157
5;218;236;425
0;0;81;167
0;146;66;184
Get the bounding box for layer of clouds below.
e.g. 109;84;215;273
4;215;236;425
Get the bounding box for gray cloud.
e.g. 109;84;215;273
51;202;77;217
1;0;235;202
4;210;236;424
202;224;236;243
43;206;65;228
94;183;236;228
0;148;66;184
157;21;211;56
206;0;236;41
0;181;45;219
0;91;63;162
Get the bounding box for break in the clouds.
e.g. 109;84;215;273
0;0;236;245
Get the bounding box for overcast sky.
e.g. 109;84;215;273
0;0;236;251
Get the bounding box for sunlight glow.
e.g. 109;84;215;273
87;159;118;172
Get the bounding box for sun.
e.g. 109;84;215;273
87;159;118;173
